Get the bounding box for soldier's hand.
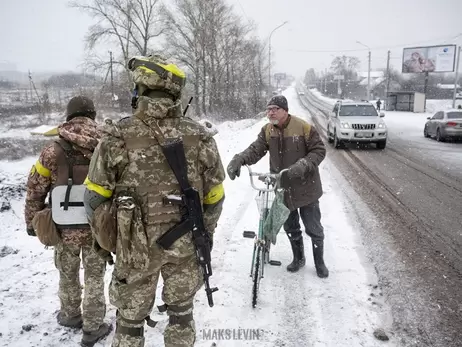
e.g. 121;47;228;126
26;227;36;237
227;155;244;180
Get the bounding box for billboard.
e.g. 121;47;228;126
402;45;456;73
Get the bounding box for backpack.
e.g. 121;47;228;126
50;139;91;229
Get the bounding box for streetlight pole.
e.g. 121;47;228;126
357;41;371;100
452;46;461;108
269;21;288;94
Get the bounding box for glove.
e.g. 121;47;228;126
93;239;114;265
227;155;244;180
26;227;36;237
287;158;312;179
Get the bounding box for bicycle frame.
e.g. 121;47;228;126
243;165;287;307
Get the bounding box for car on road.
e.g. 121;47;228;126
327;101;388;149
424;109;462;141
298;90;305;96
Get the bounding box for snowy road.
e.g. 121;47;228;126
298;86;462;347
0;94;396;346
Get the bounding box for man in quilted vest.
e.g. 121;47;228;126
227;95;329;278
24;96;111;346
83;55;226;347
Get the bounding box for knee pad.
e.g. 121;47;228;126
166;303;194;328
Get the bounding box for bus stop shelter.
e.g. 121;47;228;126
386;91;426;112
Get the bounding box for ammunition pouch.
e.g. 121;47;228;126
31;207;61;247
115;191;150;270
90;200;117;253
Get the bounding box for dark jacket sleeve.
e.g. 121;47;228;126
239;126;269;165
304;125;326;170
289;124;326;177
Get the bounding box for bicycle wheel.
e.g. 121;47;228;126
252;245;262;308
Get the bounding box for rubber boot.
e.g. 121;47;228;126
57;311;83;329
312;240;329;278
287;237;306;272
81;323;113;347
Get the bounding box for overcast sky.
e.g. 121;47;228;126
1;0;461;77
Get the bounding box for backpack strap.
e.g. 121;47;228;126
54;139;89;211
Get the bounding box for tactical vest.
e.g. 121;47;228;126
51;139;91;229
114;121;204;227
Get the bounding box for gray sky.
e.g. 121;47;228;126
1;0;461;77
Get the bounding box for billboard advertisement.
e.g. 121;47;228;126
402;45;456;73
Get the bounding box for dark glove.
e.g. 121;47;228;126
26;227;36;237
227;155;244;180
93;239;114;265
287;158;312;179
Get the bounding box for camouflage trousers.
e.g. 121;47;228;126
109;252;202;347
54;238;107;331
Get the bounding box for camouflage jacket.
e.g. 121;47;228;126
25;117;101;245
85;95;225;252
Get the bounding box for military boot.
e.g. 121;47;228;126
312;240;329;278
81;323;113;347
287;237;306;272
57;311;83;329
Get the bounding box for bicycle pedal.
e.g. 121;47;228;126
269;260;282;266
243;231;256;238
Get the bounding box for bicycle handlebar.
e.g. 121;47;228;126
245;165;288;192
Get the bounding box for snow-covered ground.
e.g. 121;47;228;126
0;87;395;346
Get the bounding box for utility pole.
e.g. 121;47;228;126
367;51;371;100
109;51;114;109
452;46;461;108
268;21;288;95
385;50;391;110
357;41;371;100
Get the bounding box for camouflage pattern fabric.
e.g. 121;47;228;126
110;253;201;347
25;116;101;245
54;240;106;331
86;94;225;347
24;115;107;332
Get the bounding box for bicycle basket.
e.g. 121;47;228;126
255;190;275;216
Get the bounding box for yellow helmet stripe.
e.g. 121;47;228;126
156;62;186;79
83;177;113;198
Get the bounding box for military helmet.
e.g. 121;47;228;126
127;55;186;99
66;96;96;121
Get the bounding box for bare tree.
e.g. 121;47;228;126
69;0;165;74
330;56;361;80
162;0;267;120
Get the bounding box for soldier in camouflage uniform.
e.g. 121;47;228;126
83;55;226;347
25;96;112;347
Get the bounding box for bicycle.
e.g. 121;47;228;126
242;165;288;308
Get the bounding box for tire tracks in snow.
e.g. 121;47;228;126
298;86;462;346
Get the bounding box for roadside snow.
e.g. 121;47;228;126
0;88;395;346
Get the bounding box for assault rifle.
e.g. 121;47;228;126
156;137;218;307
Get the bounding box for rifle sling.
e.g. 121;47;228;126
134;114;194;248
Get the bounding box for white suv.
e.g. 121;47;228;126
327;101;388;149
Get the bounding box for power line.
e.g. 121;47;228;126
275;33;461;54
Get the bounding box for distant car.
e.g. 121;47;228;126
327;101;388;149
424;109;462;141
298;91;305;96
